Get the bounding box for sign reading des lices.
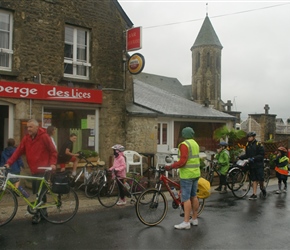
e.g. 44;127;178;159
0;80;102;104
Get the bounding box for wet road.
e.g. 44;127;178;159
0;183;289;250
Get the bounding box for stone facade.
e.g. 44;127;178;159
191;45;222;110
245;114;276;142
0;0;133;164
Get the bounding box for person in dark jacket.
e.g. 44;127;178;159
239;131;266;200
0;138;24;188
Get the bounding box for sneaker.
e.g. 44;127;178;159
174;221;191;230
276;190;282;194
214;187;221;191
248;194;257;200
116;200;126;206
283;189;287;193
261;188;267;198
190;218;198;226
32;214;41;224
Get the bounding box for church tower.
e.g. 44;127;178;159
191;14;223;110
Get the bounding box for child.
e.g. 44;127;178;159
214;142;230;194
0;138;24;188
109;144;127;205
274;146;289;194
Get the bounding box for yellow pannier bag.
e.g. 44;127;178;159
197;177;211;199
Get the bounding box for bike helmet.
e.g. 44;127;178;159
111;144;125;152
247;131;256;137
278;146;287;153
219;141;228;147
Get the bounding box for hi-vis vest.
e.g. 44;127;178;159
275;156;289;176
178;139;200;179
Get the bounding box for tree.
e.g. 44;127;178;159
213;126;246;162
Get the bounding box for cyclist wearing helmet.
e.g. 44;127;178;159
239;131;266;200
109;144;127;205
274;146;289;194
214;141;230;194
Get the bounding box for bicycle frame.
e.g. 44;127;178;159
117;174;146;198
155;173;182;207
1;172;58;210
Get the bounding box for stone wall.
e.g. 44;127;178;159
0;0;135;165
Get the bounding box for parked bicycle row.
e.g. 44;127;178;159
1;124;288;232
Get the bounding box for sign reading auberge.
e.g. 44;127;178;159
0;80;102;104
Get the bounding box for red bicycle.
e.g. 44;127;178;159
135;166;205;226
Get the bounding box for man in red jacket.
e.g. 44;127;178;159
5;119;57;224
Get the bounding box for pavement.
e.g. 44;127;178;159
12;177;278;221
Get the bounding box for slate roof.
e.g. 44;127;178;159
191;15;223;49
128;73;235;121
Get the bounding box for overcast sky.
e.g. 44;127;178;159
119;0;290;121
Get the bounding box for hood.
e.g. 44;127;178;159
3;146;16;157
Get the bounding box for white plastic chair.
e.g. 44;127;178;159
170;148;179;176
123;150;143;176
155;152;174;177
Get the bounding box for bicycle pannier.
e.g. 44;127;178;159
197;177;211;199
51;172;70;194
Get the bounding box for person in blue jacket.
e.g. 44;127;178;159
0;138;24;188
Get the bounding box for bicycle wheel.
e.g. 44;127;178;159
135;188;168;226
0;188;18;226
85;172;103;198
226;167;240;191
197;198;205;216
98;179;119;208
39;188;79;224
231;170;251;198
263;167;270;188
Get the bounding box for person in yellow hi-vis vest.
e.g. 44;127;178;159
274;146;289;194
165;127;200;230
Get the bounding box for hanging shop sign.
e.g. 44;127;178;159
128;53;145;75
0;80;102;104
126;26;142;52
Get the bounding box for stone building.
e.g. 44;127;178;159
0;0;134;163
191;14;223;111
0;2;238;167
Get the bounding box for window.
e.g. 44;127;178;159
64;26;91;79
158;123;168;145
0;10;13;71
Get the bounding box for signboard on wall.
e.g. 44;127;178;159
126;26;142;52
0;80;102;104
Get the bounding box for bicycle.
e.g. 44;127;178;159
98;170;146;208
202;159;237;191
230;159;271;198
135;166;205;226
0;166;79;226
70;152;106;198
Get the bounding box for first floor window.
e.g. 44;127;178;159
64;25;91;79
0;10;13;71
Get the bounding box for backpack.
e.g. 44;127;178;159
197;177;211;199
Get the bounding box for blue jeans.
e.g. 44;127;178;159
180;178;199;202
